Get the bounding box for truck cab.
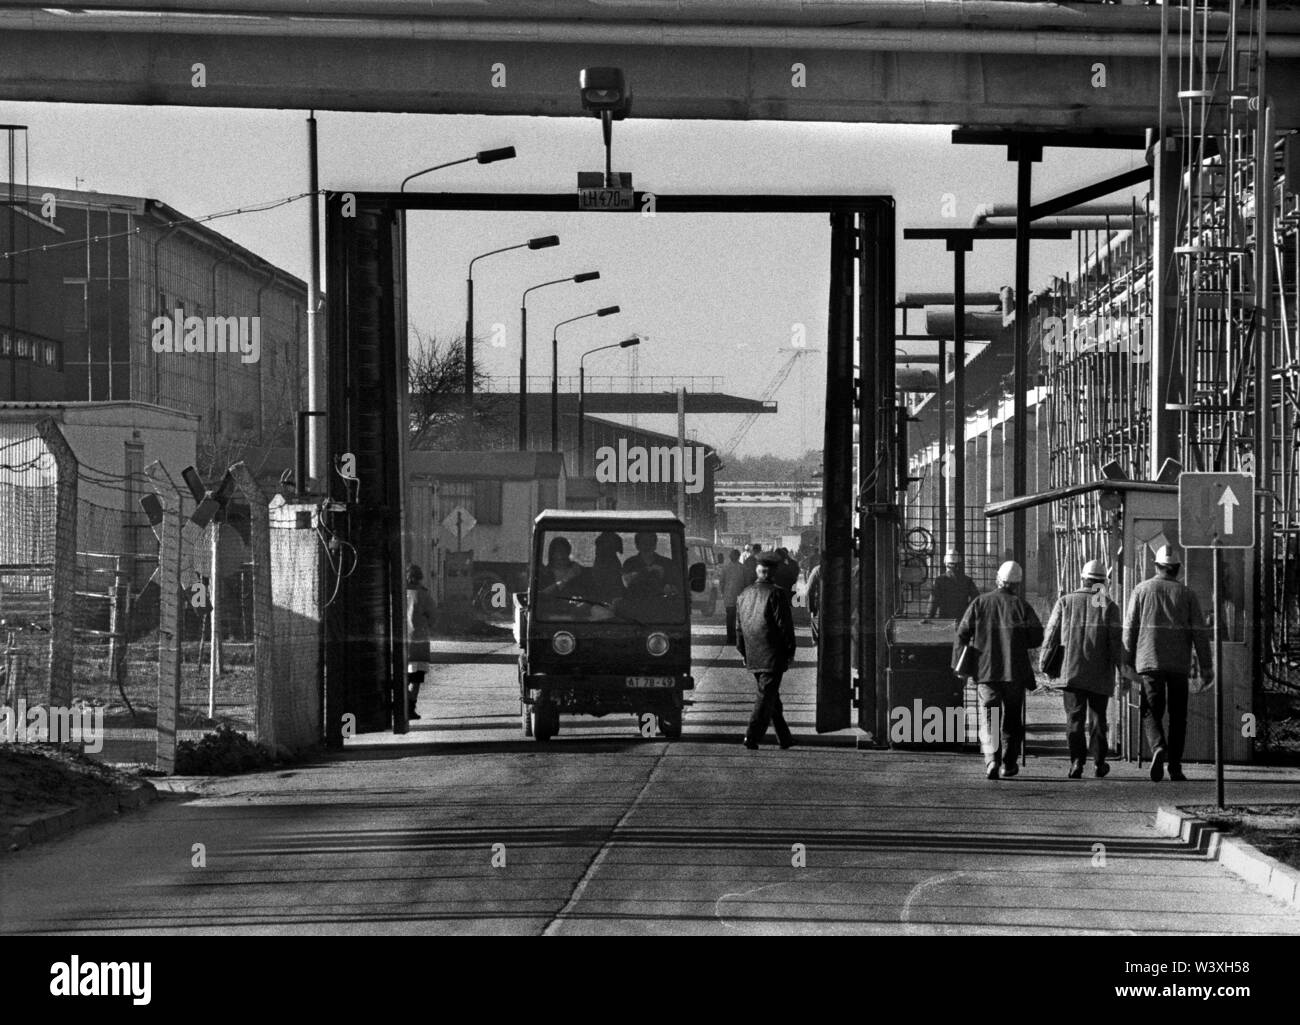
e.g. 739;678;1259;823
515;510;705;741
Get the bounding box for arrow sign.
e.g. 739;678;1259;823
1218;486;1239;536
1179;472;1254;549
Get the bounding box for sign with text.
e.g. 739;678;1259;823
1178;472;1254;548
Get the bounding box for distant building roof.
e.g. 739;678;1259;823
0;400;200;423
407;450;566;481
9;184;309;295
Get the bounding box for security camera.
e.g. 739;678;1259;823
579;67;632;119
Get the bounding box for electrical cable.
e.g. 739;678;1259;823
1;191;317;261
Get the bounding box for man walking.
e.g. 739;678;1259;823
927;549;980;623
719;548;747;645
955;561;1043;780
1041;559;1125;779
736;552;797;750
1123;545;1213;782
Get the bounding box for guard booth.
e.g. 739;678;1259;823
986;479;1253;764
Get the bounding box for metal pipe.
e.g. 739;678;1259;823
953;245;967;561
7;9;1300;57
898;291;1001;307
53;0;1288;34
979;215;1142;230
306;111;322;486
1013;143;1038;576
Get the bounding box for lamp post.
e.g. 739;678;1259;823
579;336;640;475
552;305;620;451
466;234;559;443
399;146;516;193
520;271;600;450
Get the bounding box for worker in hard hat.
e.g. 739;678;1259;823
926;549;980;623
1123;545;1213;782
1041;559;1126;779
955;560;1044;780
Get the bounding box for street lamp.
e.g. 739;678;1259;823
466;234;560;443
552;305;620;451
520;271;600;450
579;336;640;474
399;146;516;192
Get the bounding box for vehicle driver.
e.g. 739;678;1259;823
622;530;681;598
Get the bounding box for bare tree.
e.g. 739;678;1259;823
407;327;511;450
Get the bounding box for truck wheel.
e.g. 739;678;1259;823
658;711;682;740
532;703;557;742
521;700;533;738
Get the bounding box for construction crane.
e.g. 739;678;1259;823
720;347;817;457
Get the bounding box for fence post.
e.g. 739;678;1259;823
34;418;77;710
107;555;128;689
228;462;275;749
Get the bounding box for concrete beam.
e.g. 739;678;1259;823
3;21;1299;128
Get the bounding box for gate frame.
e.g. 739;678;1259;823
323;190;897;740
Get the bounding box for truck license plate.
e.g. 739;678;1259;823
626;676;674;688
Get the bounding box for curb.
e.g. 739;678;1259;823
1155;805;1300;911
5;782;160;855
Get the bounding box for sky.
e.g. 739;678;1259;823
0;102;1147;457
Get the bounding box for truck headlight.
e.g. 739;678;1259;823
646;632;669;656
552;631;576;655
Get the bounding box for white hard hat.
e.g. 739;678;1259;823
1155;545;1182;566
1081;558;1107;581
996;560;1023;585
944;549;961;565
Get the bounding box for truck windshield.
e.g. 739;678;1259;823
534;527;688;624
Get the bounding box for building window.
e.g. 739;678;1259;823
473;480;503;525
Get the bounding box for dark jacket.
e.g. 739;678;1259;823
1041;587;1123;695
1123;575;1212;676
928;571;979;621
955;587;1044;687
736;579;797;673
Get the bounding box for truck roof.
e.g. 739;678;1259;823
535;509;682;527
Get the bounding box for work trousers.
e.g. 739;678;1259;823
1139;671;1189;767
976;681;1025;768
746;670;793;747
725;604;738;645
1062;688;1110;765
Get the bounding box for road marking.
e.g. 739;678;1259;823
715;882;794;931
900;871;970;933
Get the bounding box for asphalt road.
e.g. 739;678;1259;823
2;625;1299;935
